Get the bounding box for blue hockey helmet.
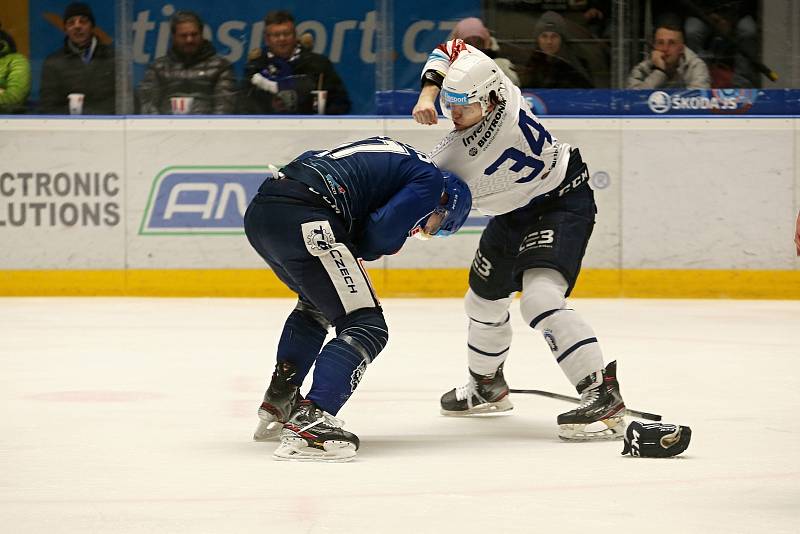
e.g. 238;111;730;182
437;171;472;235
416;171;472;238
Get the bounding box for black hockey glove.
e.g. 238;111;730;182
621;421;691;458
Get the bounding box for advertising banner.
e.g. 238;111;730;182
1;116;797;297
379;89;800;116
620;88;800;116
0;119;126;269
122;118;488;270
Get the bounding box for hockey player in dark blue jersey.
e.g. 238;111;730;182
244;136;471;462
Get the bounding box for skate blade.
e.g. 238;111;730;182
253;419;283;441
440;397;514;417
558;417;627;442
273;437;357;462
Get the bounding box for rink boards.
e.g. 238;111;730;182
1;116;799;298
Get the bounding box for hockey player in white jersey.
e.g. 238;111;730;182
412;39;626;441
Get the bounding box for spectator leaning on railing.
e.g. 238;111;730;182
39;2;115;114
626;14;710;89
0;25;31;114
137;11;236;115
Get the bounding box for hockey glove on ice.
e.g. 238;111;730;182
621;421;691;458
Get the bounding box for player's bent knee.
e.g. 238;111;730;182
520;268;568;328
334;307;389;363
465;288;512;324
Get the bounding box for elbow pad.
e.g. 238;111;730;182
421;69;444;89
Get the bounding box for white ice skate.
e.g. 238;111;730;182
272;400;359;462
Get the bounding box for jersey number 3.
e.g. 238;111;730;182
484;110;552;184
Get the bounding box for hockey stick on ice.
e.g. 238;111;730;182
508;388;662;421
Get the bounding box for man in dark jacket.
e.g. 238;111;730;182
521;11;594;89
241;10;350;115
39;2;115;114
137;11;236;114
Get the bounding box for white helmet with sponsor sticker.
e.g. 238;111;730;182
440;52;503;119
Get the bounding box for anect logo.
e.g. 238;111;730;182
139;166;272;235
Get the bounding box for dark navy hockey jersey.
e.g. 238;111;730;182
279;137;445;260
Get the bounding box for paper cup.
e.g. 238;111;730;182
67;93;85;115
170;96;194;115
311;90;327;115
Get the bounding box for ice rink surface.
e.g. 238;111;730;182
1;297;799;533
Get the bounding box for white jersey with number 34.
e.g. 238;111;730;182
424;41;572;216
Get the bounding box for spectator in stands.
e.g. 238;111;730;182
299;32;315;52
515;0;612;39
580;0;612;39
241;10;350;115
520;11;594;88
450;17;519;86
39;2;115;114
0;24;30;114
626;14;710;89
683;0;759;87
138;11;236;114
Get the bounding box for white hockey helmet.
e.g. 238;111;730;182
440;52;503;119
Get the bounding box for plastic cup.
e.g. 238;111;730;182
311;90;327;115
170;96;194;115
67;93;85;115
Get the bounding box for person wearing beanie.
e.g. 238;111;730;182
450;17;520;86
521;11;594;88
39;2;115;114
63;2;96;29
0;26;31;113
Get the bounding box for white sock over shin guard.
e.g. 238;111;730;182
520;269;603;387
464;289;513;376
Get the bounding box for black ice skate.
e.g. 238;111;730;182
253;360;302;441
273;400;360;462
440;364;513;416
557;360;626;441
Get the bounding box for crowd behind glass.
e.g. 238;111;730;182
0;0;788;116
